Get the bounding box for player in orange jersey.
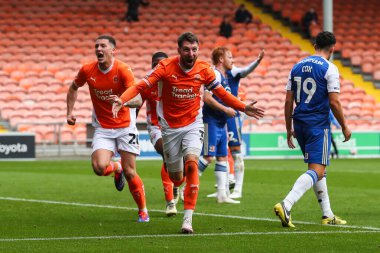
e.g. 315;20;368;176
139;51;180;216
66;35;149;222
108;32;264;234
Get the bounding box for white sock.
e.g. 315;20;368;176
313;177;334;218
198;157;209;176
183;209;193;220
283;170;318;211
232;153;244;195
215;161;228;198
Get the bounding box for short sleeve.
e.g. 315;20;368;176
325;64;340;93
204;66;219;90
74;66;87;87
144;62;165;88
120;64;135;88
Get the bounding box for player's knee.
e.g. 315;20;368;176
169;171;183;182
123;166;136;181
185;160;198;173
91;162;107;176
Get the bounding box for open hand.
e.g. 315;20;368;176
244;101;264;119
107;95;123;118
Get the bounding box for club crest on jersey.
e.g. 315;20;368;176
113;76;119;83
194;74;202;83
209;146;215;152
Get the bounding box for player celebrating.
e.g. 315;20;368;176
66;35;149;222
109;32;264;234
140;51;180;216
274;31;351;227
198;47;240;204
223;49;264;199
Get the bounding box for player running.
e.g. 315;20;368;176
109;32;264;234
66;35;149;222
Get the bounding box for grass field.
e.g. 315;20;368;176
0;158;379;252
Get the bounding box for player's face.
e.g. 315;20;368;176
152;57;166;69
223;50;234;70
95;39;115;65
178;41;199;69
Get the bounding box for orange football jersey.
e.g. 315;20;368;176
74;59;135;129
140;85;159;127
144;56;218;128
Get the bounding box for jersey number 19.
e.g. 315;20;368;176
294;76;316;104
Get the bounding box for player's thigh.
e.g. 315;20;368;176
202;122;218;157
227;116;242;147
304;128;331;165
215;127;228;157
182;124;204;158
91;127;116;170
92;127;117;154
116;126;140;156
148;125;162;147
162;129;184;173
294;123;306;154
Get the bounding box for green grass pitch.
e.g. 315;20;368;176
0;158;379;252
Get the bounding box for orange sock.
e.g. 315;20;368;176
183;160;199;210
161;164;174;202
102;161;121;176
127;174;146;210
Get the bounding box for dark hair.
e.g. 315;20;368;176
96;35;116;48
315;31;336;50
152;51;168;61
177;32;199;48
211;47;230;65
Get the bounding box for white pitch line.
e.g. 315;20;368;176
0;230;378;242
1;196;379;232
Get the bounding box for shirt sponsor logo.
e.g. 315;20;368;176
93;88;113;100
171;86;196;100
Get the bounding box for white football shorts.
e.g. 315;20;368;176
161;121;204;173
147;124;162;147
92;126;140;155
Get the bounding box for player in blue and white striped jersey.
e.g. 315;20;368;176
274;31;351;227
225;49;264;199
198;47;242;204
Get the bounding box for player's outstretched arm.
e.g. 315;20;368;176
212;85;264;119
66;82;79;125
204;91;236;117
124;94;143;108
244;100;265;119
108;80;149;118
232;49;265;78
329;92;351;142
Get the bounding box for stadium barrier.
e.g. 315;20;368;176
0;132;35;160
10;122;380;159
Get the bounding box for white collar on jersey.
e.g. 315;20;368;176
98;58;115;74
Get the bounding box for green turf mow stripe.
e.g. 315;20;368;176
1;196;380;232
0;230;379;242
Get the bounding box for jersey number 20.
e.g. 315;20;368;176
294;76;316;103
